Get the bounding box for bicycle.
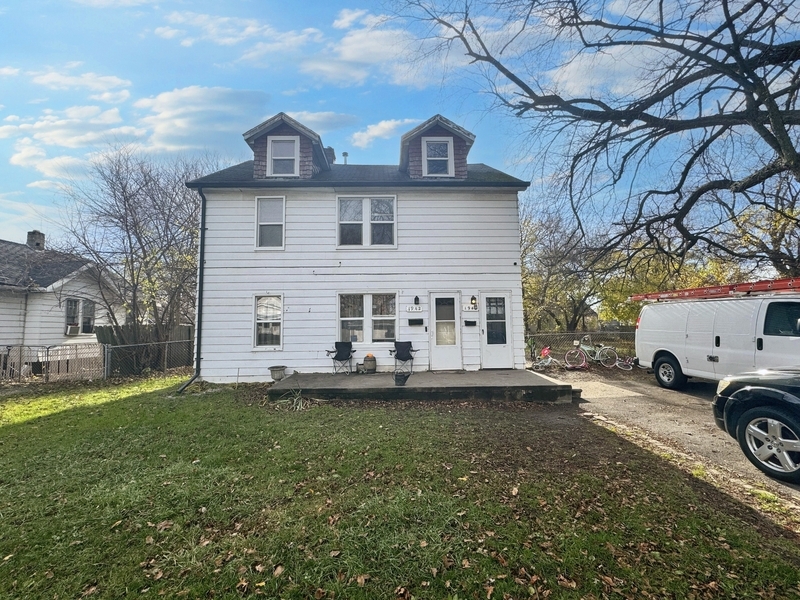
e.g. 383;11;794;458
531;345;562;370
564;335;618;369
615;356;635;371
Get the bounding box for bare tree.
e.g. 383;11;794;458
395;0;800;274
58;144;223;344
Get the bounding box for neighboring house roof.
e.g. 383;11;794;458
0;238;89;291
187;161;529;189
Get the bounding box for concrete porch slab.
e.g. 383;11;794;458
267;369;573;403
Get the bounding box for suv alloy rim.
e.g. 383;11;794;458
744;416;800;474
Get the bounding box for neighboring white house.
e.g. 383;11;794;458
186;113;529;383
0;231;117;347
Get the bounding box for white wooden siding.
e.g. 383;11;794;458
199;187;525;382
21;272;116;347
0;292;27;345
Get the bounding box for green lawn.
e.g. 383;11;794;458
1;377;799;599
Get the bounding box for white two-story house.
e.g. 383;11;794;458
186;113;529;383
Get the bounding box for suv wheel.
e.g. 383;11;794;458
653;355;686;390
736;406;800;484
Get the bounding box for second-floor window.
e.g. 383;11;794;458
256;197;285;249
338;196;396;247
422;136;454;177
267;136;299;176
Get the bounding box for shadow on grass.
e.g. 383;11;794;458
1;381;799;599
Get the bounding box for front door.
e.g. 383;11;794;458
481;293;513;368
430;293;462;370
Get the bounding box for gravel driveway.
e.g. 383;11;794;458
549;366;800;505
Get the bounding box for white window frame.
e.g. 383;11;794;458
253;294;284;350
65;297;96;335
338;293;397;344
337;196;397;249
266;136;300;177
421;136;454;177
255;196;286;250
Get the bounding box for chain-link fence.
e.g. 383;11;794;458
0;340;193;383
105;340;193;377
526;331;636;360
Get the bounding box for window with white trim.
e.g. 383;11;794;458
267;136;299;176
81;300;95;334
256;197;285;248
422;136;454;177
65;298;95;334
255;296;282;348
339;293;396;343
338;196;396;247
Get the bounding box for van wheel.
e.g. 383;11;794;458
654;356;686;390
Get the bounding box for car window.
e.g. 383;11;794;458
764;301;800;336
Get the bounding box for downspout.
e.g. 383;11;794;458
178;186;207;393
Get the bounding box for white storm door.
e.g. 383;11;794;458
481;294;513;369
430;293;462;370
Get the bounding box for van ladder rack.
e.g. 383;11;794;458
629;277;799;302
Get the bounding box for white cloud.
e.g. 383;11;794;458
28;180;62;190
154;26;184;40
351;118;420;148
164;11;273;46
285;111;359;133
0;106;144;148
4;115;20;122
333;9;369;29
9;138;85;179
89;90;131;103
545;45;665;97
31;70;131;92
238;28;324;62
134;86;269;152
0;66;20;76
71;0;156;6
0;194;52;244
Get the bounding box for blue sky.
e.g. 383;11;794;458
0;0;530;244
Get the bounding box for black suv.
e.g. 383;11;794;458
714;368;800;484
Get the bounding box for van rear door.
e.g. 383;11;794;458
684;301;715;377
755;299;800;369
711;299;760;378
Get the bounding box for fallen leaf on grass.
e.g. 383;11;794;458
110;520;123;530
511;487;519;496
314;588;326;599
557;574;577;589
156;521;173;532
273;565;285;577
356;574;371;586
330;550;341;557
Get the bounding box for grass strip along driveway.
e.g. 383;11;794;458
1;377;799;599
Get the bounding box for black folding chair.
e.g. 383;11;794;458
390;341;417;374
326;342;355;375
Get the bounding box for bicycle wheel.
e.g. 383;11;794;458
564;349;586;368
616;357;633;371
598;347;618;368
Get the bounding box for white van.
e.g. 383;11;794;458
635;296;800;389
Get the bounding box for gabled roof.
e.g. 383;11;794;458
399;114;476;171
242;112;331;171
187;161;529;189
0;239;90;291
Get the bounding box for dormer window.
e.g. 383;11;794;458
422;136;454;177
267;136;299;176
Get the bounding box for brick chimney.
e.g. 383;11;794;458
27;230;45;250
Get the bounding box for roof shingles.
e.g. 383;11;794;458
0;239;88;290
187;162;529;189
